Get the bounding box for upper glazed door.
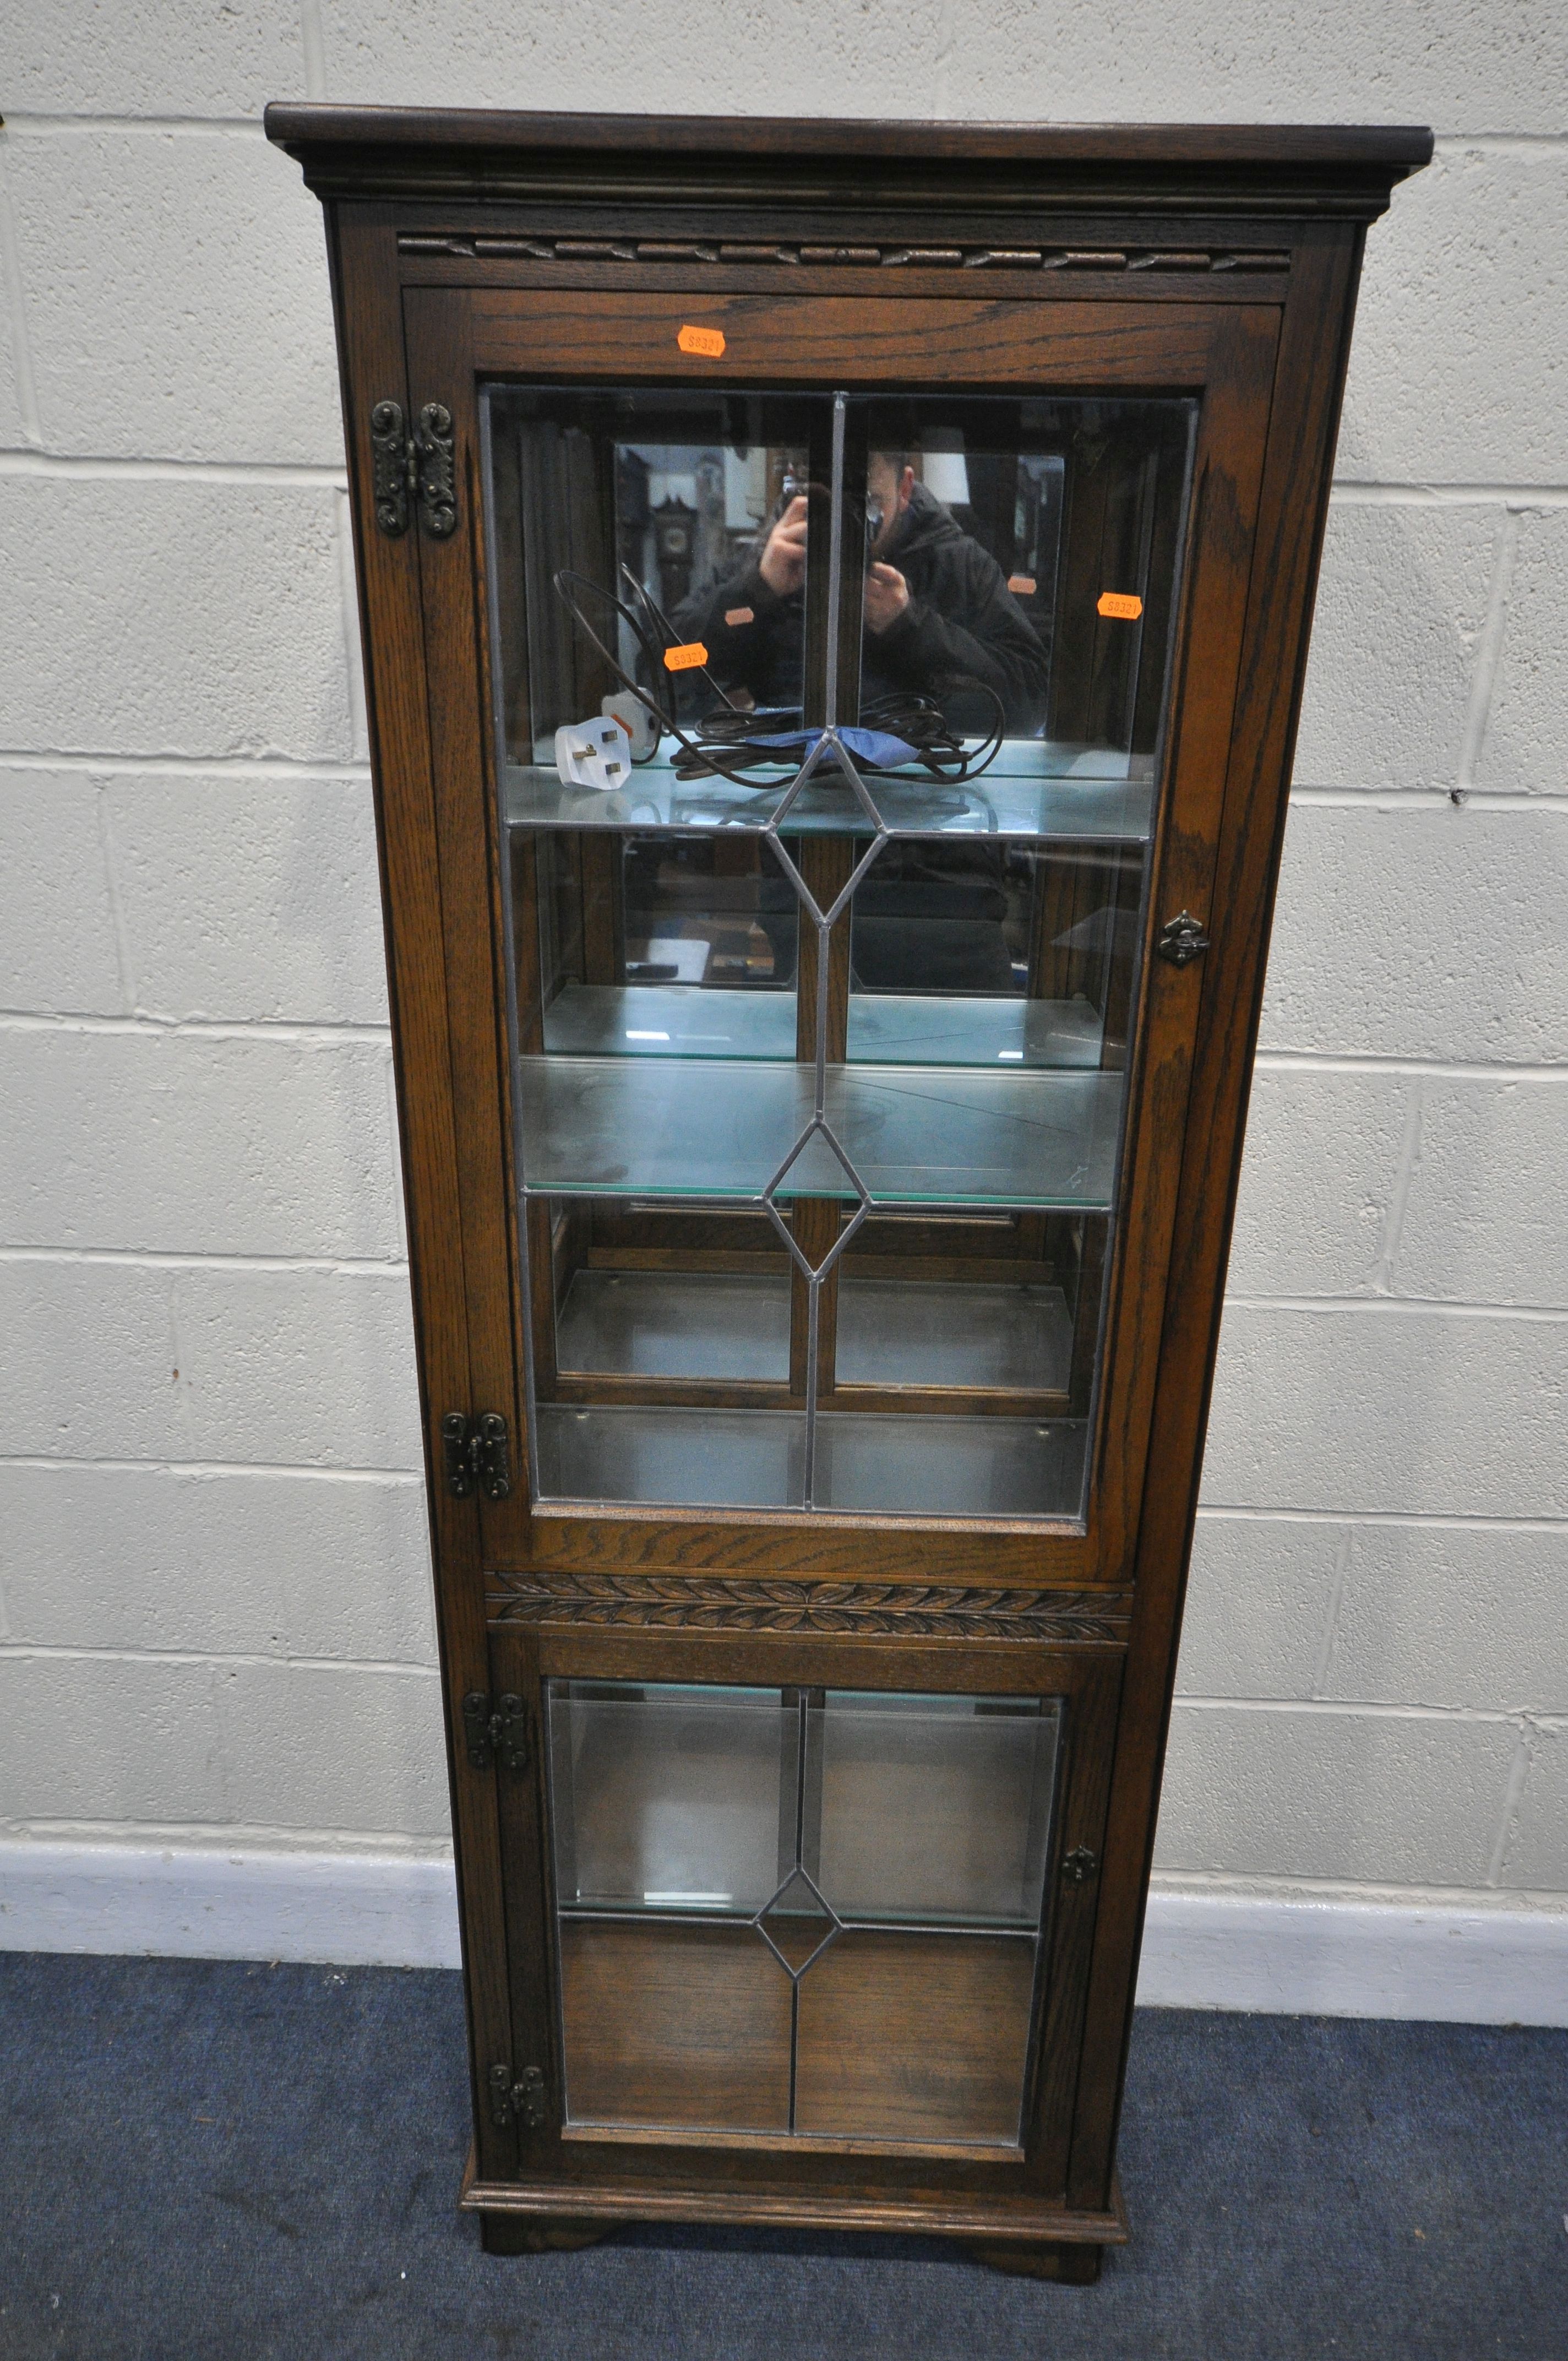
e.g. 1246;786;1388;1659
401;285;1278;1585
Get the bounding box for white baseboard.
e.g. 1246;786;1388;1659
2;1842;1565;2023
0;1842;463;1970
1137;1882;1568;2026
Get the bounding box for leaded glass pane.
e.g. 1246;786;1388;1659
488;380;1194;1519
547;1679;1063;2147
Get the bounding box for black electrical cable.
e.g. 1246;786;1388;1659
614;564;747;723
550;565;1005;789
552;568;778;787
677;688;1004;785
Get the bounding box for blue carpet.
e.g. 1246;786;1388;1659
1;1954;1564;2359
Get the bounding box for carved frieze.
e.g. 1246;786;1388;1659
400;232;1290;276
487;1570;1132;1642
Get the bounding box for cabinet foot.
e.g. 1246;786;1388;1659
965;2238;1103;2283
480;2212;615;2256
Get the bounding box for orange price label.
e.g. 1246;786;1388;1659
1097;590;1144;621
724;605;755;628
677;323;727;358
663;641;709;672
1008;574;1037;597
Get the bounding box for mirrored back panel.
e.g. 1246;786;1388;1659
486;383;1196;1520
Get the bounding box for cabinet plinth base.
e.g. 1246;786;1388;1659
461;2147;1125;2267
966;2237;1103;2283
480;2212;615;2256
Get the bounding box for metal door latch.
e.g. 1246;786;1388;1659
370;399;458;539
1061;1846;1099;1885
1156;911;1210;967
442;1411;511;1502
462;1691;530;1776
489;2063;547;2130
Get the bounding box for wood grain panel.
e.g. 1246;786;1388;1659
269;107;1428;2255
469;291;1228;388
488;1570;1133;1641
326;205;518;2183
794;1933;1036;2146
1065;226;1376;2216
402;289;535;1567
559;1919;791;2131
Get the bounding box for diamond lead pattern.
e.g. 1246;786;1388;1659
753;1862;841;1981
751;396;893;1506
764;1122;869;1271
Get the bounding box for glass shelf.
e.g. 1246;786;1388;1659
543;983;796;1061
505;749;1153;843
557;1268;793;1382
846;992;1103;1068
536;1403;805;1509
550;1682;787;1916
836;1277;1073;1392
541;983;1104;1069
552;1266;1074;1392
516;1057;1123;1208
817;1691;1059;1929
534;1403;1088;1516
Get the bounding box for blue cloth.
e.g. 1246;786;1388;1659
732;726;920;770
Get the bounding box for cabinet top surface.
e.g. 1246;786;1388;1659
264;105;1431;214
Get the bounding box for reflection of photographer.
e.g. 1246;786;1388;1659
673;450;1050;735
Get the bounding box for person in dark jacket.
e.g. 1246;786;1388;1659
672;451;1050;738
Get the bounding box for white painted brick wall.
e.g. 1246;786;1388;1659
1158;1704;1522;1886
0;1465;434;1660
109;776;389;1024
1207;1306;1568;1517
0;1031;401;1253
1261;806;1568;1062
1291;504;1501;791
0;1260;421;1465
0;477;355;758
0;1;1563;1973
6;129;341;464
1338;144;1568;486
1507;1723;1568;1889
1;5;308;117
1478;510;1568;791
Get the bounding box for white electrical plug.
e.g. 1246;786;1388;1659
602;692;660;759
554;714;633;790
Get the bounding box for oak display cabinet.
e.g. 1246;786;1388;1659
267;107;1429;2279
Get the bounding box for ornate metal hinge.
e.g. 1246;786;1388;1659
442;1410;511;1501
369;399;458;540
462;1690;530;1776
489;2062;547;2131
412;401;457;537
370;400;411;535
1156;910;1210;967
1061;1846;1099;1886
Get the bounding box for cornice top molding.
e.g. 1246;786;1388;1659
264;106;1433;221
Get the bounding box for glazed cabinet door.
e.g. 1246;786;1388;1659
483;1626;1120;2199
400;282;1279;1591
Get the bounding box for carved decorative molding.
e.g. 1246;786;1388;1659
400;232;1289;276
487;1571;1133;1642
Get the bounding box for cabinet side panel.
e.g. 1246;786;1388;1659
326;204;513;2175
1066;224;1366;2211
401;289;535;1564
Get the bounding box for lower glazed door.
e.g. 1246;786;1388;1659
489;1628;1121;2190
